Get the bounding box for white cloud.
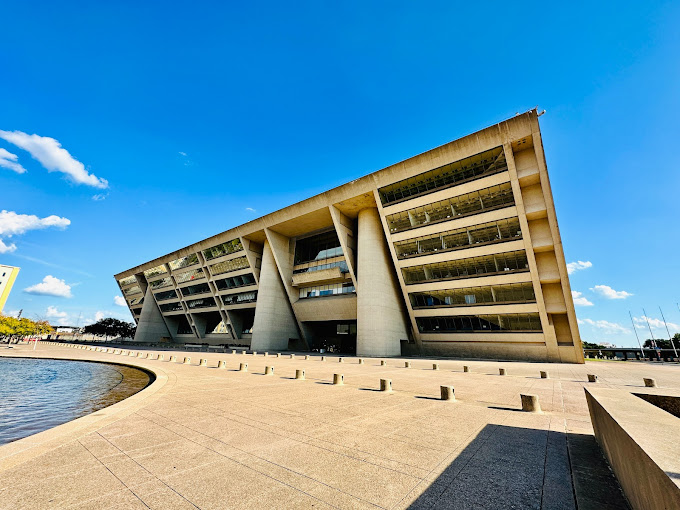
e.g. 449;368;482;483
114;295;127;307
0;130;108;188
24;275;73;298
577;318;630;334
590;284;633;299
0;210;70;236
45;306;69;326
567;260;592;274
0;239;16;253
633;315;680;334
178;151;187;156
91;193;108;201
0;148;27;174
245;207;256;212
95;311;105;322
571;290;593;306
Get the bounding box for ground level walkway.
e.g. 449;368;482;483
2;344;676;509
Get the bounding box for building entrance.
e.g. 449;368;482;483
303;320;357;354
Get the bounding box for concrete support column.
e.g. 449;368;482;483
356;207;410;357
251;240;300;351
134;287;171;342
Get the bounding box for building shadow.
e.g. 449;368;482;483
406;425;629;509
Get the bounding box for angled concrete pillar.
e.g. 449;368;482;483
134;287;171;343
251;239;300;351
356;207;410;357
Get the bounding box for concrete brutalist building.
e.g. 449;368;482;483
115;109;584;363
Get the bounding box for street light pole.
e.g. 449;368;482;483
659;306;678;358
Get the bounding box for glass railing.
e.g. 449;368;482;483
401;250;530;284
150;277;173;290
174;267;205;284
160;301;184;313
409;282;535;308
298;282;355;299
123;285;142;296
181;283;211;297
209;256;250;277
154;289;178;301
203;238;243;261
378;147;507;205
416;313;541;333
393;217;522;259
214;273;256;290
118;275;137;287
222;291;257;306
169;253;199;271
386;183;514;233
144;264;168;278
293;260;349;275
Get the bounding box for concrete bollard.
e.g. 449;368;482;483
587;374;598;383
463;366;469;373
338;357;344;363
158;354;165;361
218;360;226;369
183;357;191;364
169;355;177;362
199;358;207;366
521;394;541;413
242;350;247;355
290;354;295;359
231;349;236;355
137;352;143;357
643;378;657;388
333;373;344;385
380;379;392;392
381;360;386;366
499;368;506;376
239;363;248;372
433;363;439;370
405;361;411;368
304;355;309;360
252;351;257;356
321;356;326;361
440;385;455;401
296;369;305;380
540;371;549;379
264;352;268;357
265;366;274;375
358;358;364;365
276;353;281;358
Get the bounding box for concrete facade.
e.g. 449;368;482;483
115;110;584;362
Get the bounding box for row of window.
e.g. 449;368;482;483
175;267;205;284
409;282;535;308
222;291;257;305
210;255;250;277
155;289;178;301
416;313;542;333
181;282;211;297
143;264;168;279
160;301;183;313
292;259;349;275
215;273;256;291
402;250;530;284
294;230;343;265
186;297;216;310
378;147;507;205
129;296;144;306
169;253;199;271
299;282;355;299
394;217;522;259
203;238;243;261
385;183;515;233
150;276;173;290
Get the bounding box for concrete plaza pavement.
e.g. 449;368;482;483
1;344;677;509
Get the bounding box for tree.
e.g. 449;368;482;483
582;341;608;349
82;318;136;340
643;333;680;350
0;315;54;339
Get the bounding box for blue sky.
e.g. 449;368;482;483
1;2;678;346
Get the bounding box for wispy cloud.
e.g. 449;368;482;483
245;207;256;212
12;253;94;278
0;148;27;174
178;151;187;156
114;295;127;307
567;260;592;274
92;193;108;201
577;318;630;334
46;305;70;326
178;151;193;166
632;315;680;334
0;210;71;254
0;130;108;188
24;275;73;298
571;290;593;306
590;285;633;299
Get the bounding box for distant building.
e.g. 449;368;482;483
0;264;20;314
115;110;584;363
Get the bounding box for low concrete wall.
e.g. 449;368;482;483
585;387;680;510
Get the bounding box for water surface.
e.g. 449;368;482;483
0;357;152;445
